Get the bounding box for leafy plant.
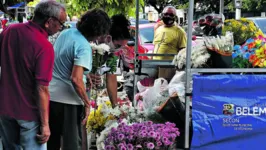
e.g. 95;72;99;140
233;56;253;68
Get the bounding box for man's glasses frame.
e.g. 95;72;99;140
50;16;65;29
47;16;66;29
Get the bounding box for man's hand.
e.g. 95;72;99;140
87;73;102;89
82;106;90;126
37;124;50;144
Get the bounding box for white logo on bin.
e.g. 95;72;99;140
223;104;266;116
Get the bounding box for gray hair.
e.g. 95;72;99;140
34;0;65;19
163;6;177;15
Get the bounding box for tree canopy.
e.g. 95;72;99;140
145;0;266;14
65;0;144;17
1;0;265;19
0;0;144;18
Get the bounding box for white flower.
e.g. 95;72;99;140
98;43;110;54
110;106;121;117
128;106;135;113
120;104;129;112
96;121;119;150
130;112;136;118
90;43;110;55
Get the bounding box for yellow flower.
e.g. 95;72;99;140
86;100;114;133
105;101;111;106
241;26;247;31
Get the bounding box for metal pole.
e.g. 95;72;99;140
185;0;194;149
236;8;241;20
220;0;224;14
133;0;140;106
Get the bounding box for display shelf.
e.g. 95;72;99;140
191;68;266;73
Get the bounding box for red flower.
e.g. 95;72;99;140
248;43;255;49
249;54;257;62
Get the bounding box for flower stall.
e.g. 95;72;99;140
131;16;266;150
86;1;266;149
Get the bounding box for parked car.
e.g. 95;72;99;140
127;23;155;54
129;19;153;26
246;17;266;35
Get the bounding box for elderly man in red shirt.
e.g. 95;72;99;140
0;1;67;150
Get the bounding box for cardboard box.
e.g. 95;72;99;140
158;67;176;82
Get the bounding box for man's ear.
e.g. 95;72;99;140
105;35;112;43
44;18;51;28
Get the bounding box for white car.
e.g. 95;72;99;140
246;17;266;35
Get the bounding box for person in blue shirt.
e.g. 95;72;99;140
47;8;111;150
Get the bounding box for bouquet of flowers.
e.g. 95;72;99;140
222;18;264;45
193;13;224;36
93;102;146;149
89;43;119;104
104;121;180;150
87;96;146;133
86;100;115;134
203;31;234;55
90;43;118;75
172;41;210;69
233;36;266;68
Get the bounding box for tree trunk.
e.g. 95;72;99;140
142;5;145;19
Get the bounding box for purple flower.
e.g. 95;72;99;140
118;134;125;140
148;131;156;138
128;135;134;140
120;146;127;150
118;143;125;149
120;122;126;126
147;142;155;149
136;144;142;149
111;128;116;132
147;121;153;126
164;140;173;146
157;141;162;147
105;145;112;150
141;126;147;130
105;121;179;149
162;137;168;143
127;144;134;150
140;131;147;137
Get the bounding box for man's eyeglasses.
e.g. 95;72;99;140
50;16;65;29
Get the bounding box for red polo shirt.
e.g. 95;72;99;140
0;21;54;121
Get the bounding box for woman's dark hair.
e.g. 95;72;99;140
77;8;111;39
110;14;131;41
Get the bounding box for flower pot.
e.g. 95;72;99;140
157;94;186;128
208;50;232;68
157;93;193;149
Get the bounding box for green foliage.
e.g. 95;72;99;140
64;0;144;18
177;2;189;9
223;0;266;12
233;56;253;68
106;54;118;74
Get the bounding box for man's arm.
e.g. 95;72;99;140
106;73;118;108
177;27;187;51
71;65;90;125
34;47;54;144
71;65;90;107
36;84;50;144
